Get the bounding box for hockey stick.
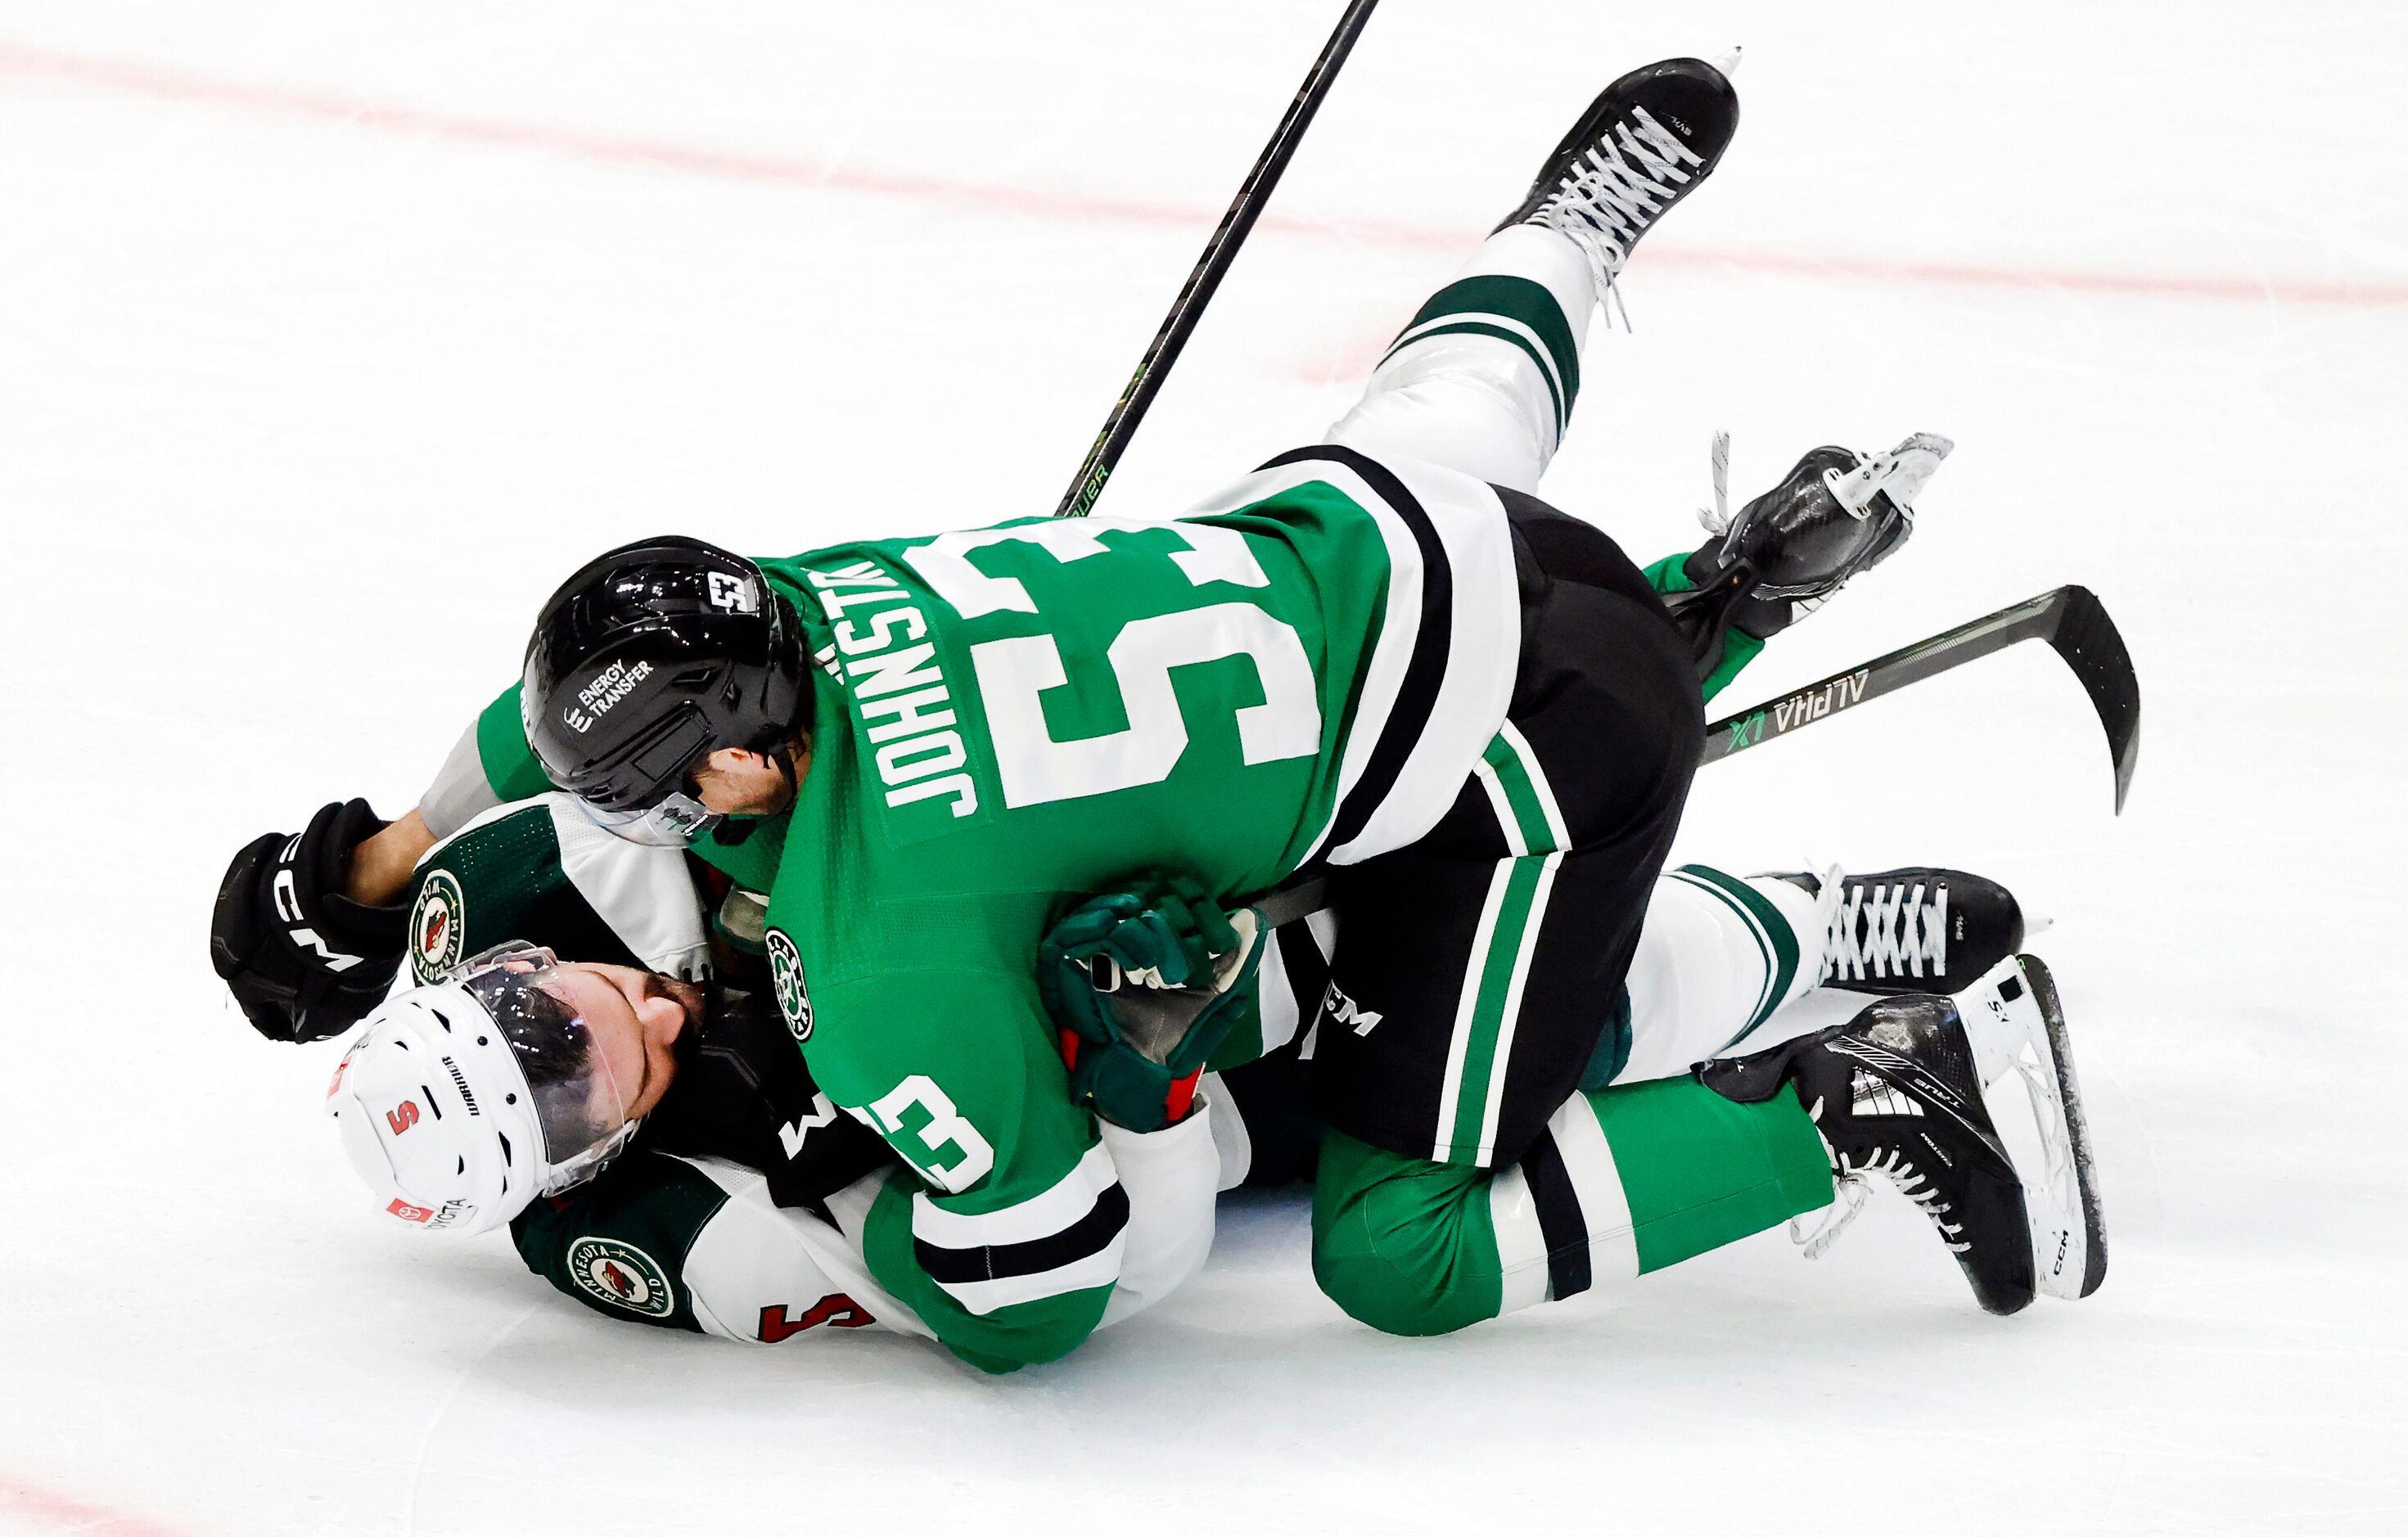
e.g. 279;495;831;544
1701;585;2142;813
1255;589;2138;926
1053;0;1381;519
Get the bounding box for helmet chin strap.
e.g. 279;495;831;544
765;734;806;812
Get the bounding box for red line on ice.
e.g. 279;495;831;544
0;1467;209;1537
6;40;2406;310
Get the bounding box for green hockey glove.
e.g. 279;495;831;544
1038;876;1266;1133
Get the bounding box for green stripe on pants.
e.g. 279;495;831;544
1441;855;1550;1160
1433;732;1568;1165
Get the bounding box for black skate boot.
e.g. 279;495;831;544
1674;434;1952;652
1773;867;2027;994
1495;56;1741;295
1701;989;2039;1314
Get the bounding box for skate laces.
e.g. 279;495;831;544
1532;106;1702;326
1792;1134;1970;1260
1824;877;1949;985
1697;428;1734;538
1788;1165;1869;1260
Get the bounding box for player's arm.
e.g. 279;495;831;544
349;682;555;906
806;968;1221;1373
513;1149;917;1344
421;683;555;843
346;682;552;909
395;793;713;985
1649;434;1949;701
210;678;545;1042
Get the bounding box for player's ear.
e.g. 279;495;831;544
635;985;688;1043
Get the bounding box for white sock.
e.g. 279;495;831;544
1615;865;1825;1083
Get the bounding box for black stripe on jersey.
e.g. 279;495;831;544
1519;1131;1593;1300
1259;445;1454;862
910;1183;1131;1286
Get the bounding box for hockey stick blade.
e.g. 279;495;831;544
1701;586;2141;813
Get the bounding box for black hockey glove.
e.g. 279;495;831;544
210;799;409;1044
1665;432;1951;679
1038;876;1266;1134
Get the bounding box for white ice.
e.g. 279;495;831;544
2;2;2404;1533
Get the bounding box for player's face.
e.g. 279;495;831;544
690;738;809;818
540;963;699;1126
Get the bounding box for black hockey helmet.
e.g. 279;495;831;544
522;535;805;845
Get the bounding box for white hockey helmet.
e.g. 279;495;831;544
326;943;643;1237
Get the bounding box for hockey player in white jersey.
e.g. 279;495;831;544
319;787;2095;1353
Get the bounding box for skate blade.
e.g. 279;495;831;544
2017;955;2108;1300
1963;955;2108;1302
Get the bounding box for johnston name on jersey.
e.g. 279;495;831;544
453;447;1529;1368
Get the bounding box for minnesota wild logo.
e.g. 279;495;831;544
409;869;467;983
566;1236;676;1318
764;926;812;1041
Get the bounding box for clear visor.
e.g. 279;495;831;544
579;791;720;848
449;943;643;1193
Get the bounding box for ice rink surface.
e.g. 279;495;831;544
3;2;2404;1531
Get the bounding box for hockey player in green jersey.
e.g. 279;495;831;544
318;790;2083;1354
214;56;2108;1368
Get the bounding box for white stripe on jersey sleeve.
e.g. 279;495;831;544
1325;453;1520;863
1181;453;1521;868
668;1157;925;1342
928;1236;1127;1317
908;1138;1120;1250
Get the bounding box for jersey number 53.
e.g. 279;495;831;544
906;521;1323;809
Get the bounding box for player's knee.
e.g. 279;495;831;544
1310;1137;1499;1337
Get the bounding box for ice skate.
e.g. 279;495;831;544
1700;953;2105;1314
1771;867;2027;994
1495;55;1742;299
1955;953;2109;1301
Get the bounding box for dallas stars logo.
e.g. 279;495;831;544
764;927;812;1042
408;869;467;983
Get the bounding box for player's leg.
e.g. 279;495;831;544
1612;865;1829;1082
1306;557;1703;1168
1298;490;1838;1333
1612;863;2029;1083
1311;952;2108;1332
1311;1075;1832;1335
1323;226;1597;493
1702;954;2109;1314
1323;56;1739;493
1301;563;1839;1331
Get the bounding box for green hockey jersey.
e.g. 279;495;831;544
449;446;1534;1368
400;793;1322;1360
